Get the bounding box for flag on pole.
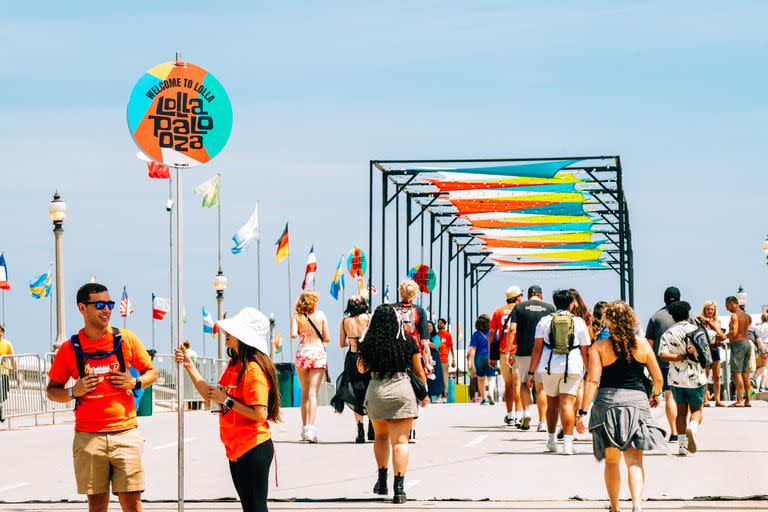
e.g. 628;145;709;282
384;284;390;303
203;306;218;337
0;254;10;290
371;284;378;296
193;174;220;208
29;266;53;299
119;286;133;318
301;246;317;290
330;255;345;300
231;205;260;254
274;332;283;354
136;152;171;179
275;224;290;264
152;293;170;320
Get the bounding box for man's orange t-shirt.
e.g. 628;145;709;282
218;360;272;461
437;331;453;363
48;328;152;433
490;304;517;354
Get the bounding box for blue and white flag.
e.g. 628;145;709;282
203;306;217;336
231;204;259;254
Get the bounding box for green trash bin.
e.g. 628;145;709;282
276;363;294;408
137;385;153;416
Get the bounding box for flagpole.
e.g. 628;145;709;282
174;163;185;512
257;201;262;311
50;292;53;348
151;295;155;351
217;173;222;273
287;222;293;365
1;290;5;330
168;171;175;356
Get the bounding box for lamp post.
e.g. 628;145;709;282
214;270;227;359
736;285;748;311
48;193;67;350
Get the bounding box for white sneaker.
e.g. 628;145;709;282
537;421;547;432
546;440;559;453
562;442;574;455
685;427;697;454
301;426;309;442
306;426;318;444
678;443;689;456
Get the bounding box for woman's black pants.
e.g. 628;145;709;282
228;439;274;512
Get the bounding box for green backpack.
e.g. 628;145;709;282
546;313;576;381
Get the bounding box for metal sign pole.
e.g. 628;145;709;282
175;166;185;512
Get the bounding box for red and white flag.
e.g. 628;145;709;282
301;246;317;290
152;293;170;320
136;152;171;179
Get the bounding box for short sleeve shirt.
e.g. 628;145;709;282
469;330;490;357
489;304;515;354
658;321;706;388
437;331;453;363
509;300;556;356
48;328;152;432
645;307;675;368
0;338;13;375
534;312;591;376
218;360;272;461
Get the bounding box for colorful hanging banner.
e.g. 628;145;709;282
347;248;367;278
408;265;436;293
425;173;580;192
408;159;580;178
127;60;233;168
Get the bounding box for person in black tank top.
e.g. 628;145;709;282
575;301;666;512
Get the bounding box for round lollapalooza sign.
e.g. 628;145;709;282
347;248;367;278
127;61;233;168
408;265;436;294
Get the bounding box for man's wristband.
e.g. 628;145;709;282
223;396;235;409
527;371;535;376
577;409;588;417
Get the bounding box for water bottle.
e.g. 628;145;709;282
210;377;222;413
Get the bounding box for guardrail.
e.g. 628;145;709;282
152;354;227;409
0;354;74;425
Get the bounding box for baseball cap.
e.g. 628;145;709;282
664;286;681;304
506;286;522;299
527;285;542;296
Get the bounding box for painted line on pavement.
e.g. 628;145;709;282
0;482;31;493
152;437;197;450
464;434;487;447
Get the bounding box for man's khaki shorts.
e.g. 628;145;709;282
540;372;581;397
515;356;543;384
499;357;516;382
73;428;145;495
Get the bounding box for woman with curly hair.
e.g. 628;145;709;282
330;295;373;443
357;304;428;504
697;300;726;406
591;301;609;342
290;290;330;443
576;301;666;512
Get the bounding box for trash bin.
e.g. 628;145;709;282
447;377;456;403
276;362;294;408
137;386;153;416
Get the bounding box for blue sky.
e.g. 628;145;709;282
2;2;767;371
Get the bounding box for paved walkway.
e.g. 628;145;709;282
1;401;767;509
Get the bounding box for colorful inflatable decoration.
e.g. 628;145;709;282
347;247;368;278
408;265;437;293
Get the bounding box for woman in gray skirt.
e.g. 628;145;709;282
357;304;428;504
576;301;666;512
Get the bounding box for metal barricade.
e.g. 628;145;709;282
152;354;228;410
44;352;75;414
0;354;48;421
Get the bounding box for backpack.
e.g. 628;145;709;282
394;304;420;342
685;320;713;368
69;327;127;408
545;313;576;381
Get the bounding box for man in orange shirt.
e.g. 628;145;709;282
47;283;157;512
436;318;455;403
489;286;523;426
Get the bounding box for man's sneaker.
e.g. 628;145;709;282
514;417;522;428
537;421;547;432
686;427;698;454
480;399;489;405
562;442;574;455
546;439;559;453
520;416;531;431
556;428;564;440
503;415;513;425
678;444;689;456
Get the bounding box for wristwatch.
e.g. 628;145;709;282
133;378;142;391
67;387;75;400
223;397;235;410
577;409;588;417
527;371;535;376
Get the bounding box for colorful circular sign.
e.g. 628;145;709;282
347;248;367;278
127;61;233;168
408;265;436;294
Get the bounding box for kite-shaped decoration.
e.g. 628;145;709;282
347;248;368;278
408;265;436;294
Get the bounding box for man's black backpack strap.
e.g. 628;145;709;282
112;327;126;373
71;327;126;378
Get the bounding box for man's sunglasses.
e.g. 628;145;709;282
83;301;116;311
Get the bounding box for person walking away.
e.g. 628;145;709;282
753;312;768;391
394;279;431;441
46;283;157;512
525;289;590;455
358;304;429;504
436;318;455;403
330;296;373;443
591;302;609;342
725;296;752;406
426;321;445;402
176;307;280;512
569;289;593;438
645;286;681;441
747;324;765;394
468;314;494;405
291;290;330;443
507;285;555;432
183;340;198;365
576;301;666;512
489;286;523;424
698;301;726;406
658;301;706;455
0;324;17;423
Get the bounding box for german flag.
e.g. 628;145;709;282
275;223;290;264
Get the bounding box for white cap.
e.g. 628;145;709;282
506;286;523;299
216;307;269;355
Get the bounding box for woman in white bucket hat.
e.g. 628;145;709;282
175;307;280;512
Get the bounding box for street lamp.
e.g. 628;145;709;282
736;285;748;311
48;192;67;350
214;270;228;359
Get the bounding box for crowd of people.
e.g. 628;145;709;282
23;278;766;512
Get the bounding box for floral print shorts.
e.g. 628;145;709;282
295;343;328;370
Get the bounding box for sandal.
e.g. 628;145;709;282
731;402;745;407
703;402;711;407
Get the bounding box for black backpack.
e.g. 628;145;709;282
71;327;126;378
685;320;713;368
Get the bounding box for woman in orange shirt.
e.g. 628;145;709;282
175;307;280;512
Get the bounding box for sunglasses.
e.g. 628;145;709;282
84;301;116;311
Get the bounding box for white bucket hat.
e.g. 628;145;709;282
216;307;270;355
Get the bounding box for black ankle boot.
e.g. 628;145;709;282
373;467;388;495
356;422;365;444
367;419;375;441
393;474;406;504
